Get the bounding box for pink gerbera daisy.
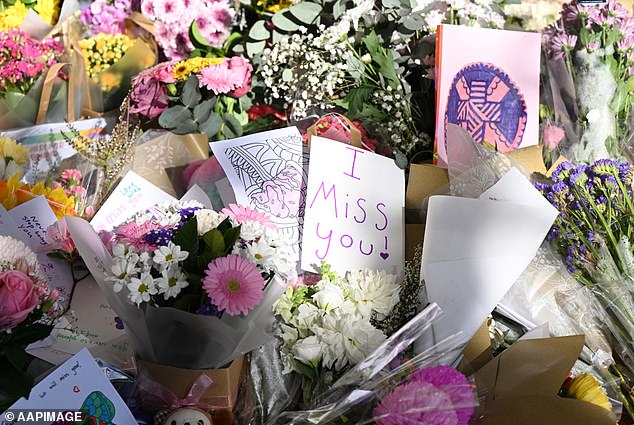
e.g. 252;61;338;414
221;204;275;228
112;221;161;250
203;255;264;315
198;61;242;95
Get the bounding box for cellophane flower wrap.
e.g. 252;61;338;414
541;0;634;164
67;200;296;369
537;159;634;414
0;29;67;128
270;303;478;425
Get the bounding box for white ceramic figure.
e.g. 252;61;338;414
163;407;213;425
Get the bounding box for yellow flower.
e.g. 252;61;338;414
0;1;28;31
173;57;225;80
30;182;75;219
0;136;28;165
0;174;22;210
33;0;61;25
565;374;612;411
173;61;193;80
256;0;292;13
99;71;122;91
80;34;132;78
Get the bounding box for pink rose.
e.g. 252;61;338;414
226;57;252;98
0;270;39;330
130;78;170;119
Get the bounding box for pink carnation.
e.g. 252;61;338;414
203;254;264;316
373;366;475;425
543;124;566;150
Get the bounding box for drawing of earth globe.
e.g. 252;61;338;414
445;62;527;153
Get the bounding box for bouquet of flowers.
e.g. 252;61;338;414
0;29;64;125
79;0;131;36
537;159;634;415
542;0;634;163
129;53;253;140
274;265;400;398
0;175;76;219
0;235;61;408
68;200;296;369
0;0;61;31
139;0;234;60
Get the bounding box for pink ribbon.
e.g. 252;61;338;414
137;368;216;411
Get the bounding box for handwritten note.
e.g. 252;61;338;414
0;204;19;239
2;348;136;424
90;171;176;232
301;136;405;274
8;196;57;251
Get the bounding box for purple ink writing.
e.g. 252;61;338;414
343;146;364;181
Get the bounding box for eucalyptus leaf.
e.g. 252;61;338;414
223;113;244;137
394;150;408;169
159;105;192;129
289;2;322;24
402;14;423;31
272;12;300;32
249;20;270;40
182;76;202;108
200;113;223;138
173;119;199;134
194;98;215;123
246;40;267;57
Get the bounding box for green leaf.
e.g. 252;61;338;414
182;75;202;108
249;20;270;41
362;31;381;56
3;344;29;370
345;85;374;115
216;217;233;233
193;98;215;123
382;0;401;7
223;226;242;254
200;113;223;139
189;20;212;49
402;14;424;31
246;40;267;58
272;12;300;32
579;26;590;47
173;119;199;134
223;113;244;137
159;105;192;129
174;217;198;253
295;360;318;381
223;32;243;52
202;229;226;257
289;2;322;24
394;150;408;169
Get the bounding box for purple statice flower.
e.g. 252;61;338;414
179;206;201;225
144;228;174;246
569;164;589;186
552;161;575;181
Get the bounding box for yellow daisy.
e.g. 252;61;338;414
0;136;28;165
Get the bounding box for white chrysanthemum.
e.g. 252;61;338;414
127;272;158;305
107;258;140;292
152;243;188;269
0;236;38;270
344;270;400;319
156;265;189;300
312;280;345;311
195;209;226;235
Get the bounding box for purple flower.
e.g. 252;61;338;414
144;228;174;246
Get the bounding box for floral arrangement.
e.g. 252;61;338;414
78;33;134;92
51;169;95;218
373;365;475;425
79;0;131;36
0;235;61;402
563;373;612;412
103;202;295;313
129;54;252;140
537;159;634;414
542;0;634;163
0;175;76;219
504;0;563;31
0;135;28;180
0;29;63;97
0;0;61;31
139;0;234;60
273;264;399;382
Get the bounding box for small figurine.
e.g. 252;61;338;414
162;407;213;425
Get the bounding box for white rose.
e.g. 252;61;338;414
292;336;323;366
312;281;345;311
195;209;226;235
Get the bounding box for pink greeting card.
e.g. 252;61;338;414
435;25;541;166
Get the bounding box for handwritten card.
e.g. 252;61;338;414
2;348;136;425
0;204;20;240
210;127;308;265
90;171;176;232
435;25;541;166
27;276;131;368
8;196;57;252
301;136;405;274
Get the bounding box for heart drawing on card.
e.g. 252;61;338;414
73;386;80;393
380;252;389;260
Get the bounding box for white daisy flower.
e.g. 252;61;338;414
127;272;158;305
107;258;140;292
157;265;189;300
152;243;188;269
